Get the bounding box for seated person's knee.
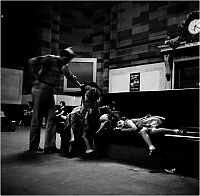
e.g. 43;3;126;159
99;114;109;122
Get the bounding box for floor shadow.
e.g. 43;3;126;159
110;157;199;179
1;150;46;165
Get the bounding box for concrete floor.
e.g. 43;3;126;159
1;126;199;195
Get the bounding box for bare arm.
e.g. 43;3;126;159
56;110;64;117
131;118;142;122
62;64;81;87
28;55;50;65
125;119;138;130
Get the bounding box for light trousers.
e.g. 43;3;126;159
29;83;56;149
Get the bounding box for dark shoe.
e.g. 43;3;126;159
148;148;158;158
175;129;187;135
43;147;61;153
65;152;77;158
84;151;97;159
51;147;61;153
59;149;68;154
29;146;43;152
180;129;187;135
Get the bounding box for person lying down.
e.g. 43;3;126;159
99;113;186;157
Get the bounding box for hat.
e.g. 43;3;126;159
61;47;77;59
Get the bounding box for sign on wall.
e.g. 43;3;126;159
130;73;140;92
1;68;23;104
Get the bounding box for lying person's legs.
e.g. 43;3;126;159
150;127;184;135
140;127;156;154
140;125;185;156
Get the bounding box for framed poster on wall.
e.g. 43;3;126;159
1;68;23;104
130;73;140;92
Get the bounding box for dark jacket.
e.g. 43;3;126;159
28;55;78;88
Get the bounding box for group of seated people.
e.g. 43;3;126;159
55;81;186;159
19;101;33;127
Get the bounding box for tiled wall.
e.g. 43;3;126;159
31;1;199;94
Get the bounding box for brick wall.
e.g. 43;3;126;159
23;1;199;94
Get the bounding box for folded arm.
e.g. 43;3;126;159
28;55;50;78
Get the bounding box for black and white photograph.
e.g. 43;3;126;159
1;0;199;195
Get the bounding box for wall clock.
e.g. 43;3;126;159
188;19;200;35
180;10;200;43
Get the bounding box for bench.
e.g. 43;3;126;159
97;88;199;176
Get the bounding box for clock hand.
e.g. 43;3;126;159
194;25;200;33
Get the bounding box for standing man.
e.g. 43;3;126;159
28;47;81;153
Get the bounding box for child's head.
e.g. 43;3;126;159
60;101;65;107
117;120;125;128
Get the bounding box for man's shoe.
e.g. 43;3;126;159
51;147;61;153
28;147;43;152
175;129;187;135
84;150;96;159
43;147;61;153
65;152;77;158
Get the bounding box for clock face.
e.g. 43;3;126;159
188;19;200;35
